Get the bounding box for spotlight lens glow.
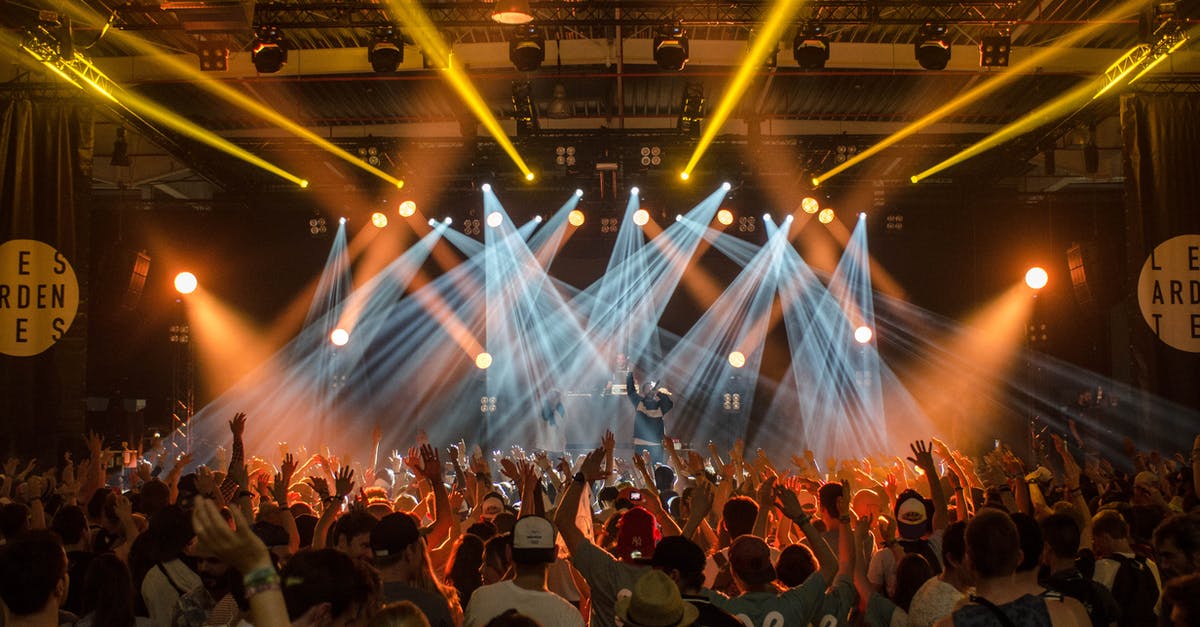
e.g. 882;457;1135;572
398;200;417;217
330;328;350;346
428;218;435;226
859;212;866;219
801;197;820;214
486;211;503;228
854;326;873;344
763;213;771;221
631;186;640;195
575;188;584;197
818;208;835;224
339;217;347;225
1025;266;1049;290
299;180;309;189
675;214;683;222
534;215;543;222
396;180;405;189
525;172;535;181
174;272;197;295
371;212;388;228
811;177;821;187
475;351;493;369
481;183;492;192
680;171;690;181
728;351;746;368
785;215;794;222
633;209;650;226
722;181;732;190
444;217;453;225
717;209;734;226
568;210;585;227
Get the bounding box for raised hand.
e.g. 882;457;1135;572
228;412;247;437
418;445;442;484
416;429;429;446
334;466;355;498
774;484;808;522
192;497;271;575
907;441;936;472
686;450;706;476
602;430;615;453
306;476;331;500
755;473;778;506
580;447;607;482
500;458;521;482
690;478;715;520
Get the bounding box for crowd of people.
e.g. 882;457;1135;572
0;410;1198;627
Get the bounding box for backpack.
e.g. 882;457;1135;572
1108;554;1159;627
898;538;943;576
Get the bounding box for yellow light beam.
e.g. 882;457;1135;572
812;0;1150;186
388;0;534;180
682;0;803;179
1129;32;1190;84
95;28;405;189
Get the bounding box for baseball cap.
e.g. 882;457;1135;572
370;512;421;559
615;507;661;562
649;536;706;577
480;492;506;520
511;515;557;564
895;489;934;540
729;535;776;585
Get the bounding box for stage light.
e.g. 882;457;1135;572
491;0;533;24
575;188;584;197
858;212;866;219
534;215;542;222
197;39;229;72
339;217;347;225
371;212;388;228
785;215;794;222
481;183;492;193
854;326;873;344
633;209;650;226
368;27;403;72
174;272;197;295
443;217;453;225
509;25;545;72
475;352;493;369
1025;266;1049;290
330;328;349;346
818;208;834;224
251;26;287;74
722;181;732;191
979;33;1011;67
398;200;416;217
675;214;683;222
728;351;746;368
801;197;819;214
631;186;640;196
427;218;436;226
680;171;690;181
486;211;503;228
525;172;535;181
717;209;734;226
568;210;585;227
653;25;690;71
763;213;772;221
793;22;830;70
299;179;309;189
915;23;951;71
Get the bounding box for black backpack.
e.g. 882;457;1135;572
1108;554;1159;627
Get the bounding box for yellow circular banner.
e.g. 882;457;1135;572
1137;234;1200;353
0;239;80;357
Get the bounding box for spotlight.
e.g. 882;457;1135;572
639;145;664;169
330;328;349;346
785;215;794;222
481;183;492;192
368;27;403;73
174;272;197;295
475;351;493;369
427;218;436;226
339;217;347;225
110;127;131;167
534;215;542;222
915;23;951;71
979;33;1011;68
680;171;690;181
818;208;834;224
728;351;746;368
633;209;650;226
793;22;830;70
299;180;309;189
675;214;683;222
762;213;771;221
398;200;416;217
574;188;584;197
491;0;533;24
525;172;535;181
653;25;690;71
800;197;820;214
251;26;287;74
854;325;873;344
717;209;734;226
722;181;732;191
309;215;327;236
371;212;388;228
1025;266;1049;290
568;210;585;226
509;25;545;72
486;211;503;228
630;186;640;196
443;217;453;225
196;38;229;72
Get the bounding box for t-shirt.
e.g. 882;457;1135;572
813;577;857;626
681;592;743;627
712;573;827;627
142;559;202;626
464;580;583;627
869;530;945;597
568;539;648;626
906;577;965;627
381;581;455;627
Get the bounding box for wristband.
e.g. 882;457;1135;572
243;566;279;588
245;581;281;599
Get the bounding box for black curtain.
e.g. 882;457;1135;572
1121;93;1200;431
0;96;93;458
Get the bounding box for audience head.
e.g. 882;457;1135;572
894;553;934;612
615;569;699;627
721;496;759;540
1010;512;1043;573
333;509;379;565
480;492;506;522
369;601;432;627
729;535;777;590
1154;513;1200;579
650;535;706;593
0;502;30;541
1164;573;1200;627
282;548;374;625
50;504;89;548
775;543;817;587
615;507;661;562
818;482;844;521
466;520;499;542
79;553;139;626
941;520;968;574
1092;508;1129;555
370;512;423;575
654;465;677;494
851;488;885;520
511;515;557;566
140;479;171;517
0;530;68;618
483;609;543;627
965;509;1022;580
895;489;934;540
480;533;513;585
1041;513;1082;564
446;534;485;605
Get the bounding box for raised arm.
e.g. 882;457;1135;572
219;413;248;501
193;497;289;627
775;484;838;585
552;447;606;555
908;441;948;530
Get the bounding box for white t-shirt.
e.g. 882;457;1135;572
868;530;944;598
1092;552;1162;592
464;580;584;627
141;559;202;626
906;577;965;627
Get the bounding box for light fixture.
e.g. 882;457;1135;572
512;80;539;135
371;212;388;228
331;328;350;346
475;351;494;369
633;209;650;226
196;37;229;72
915;23;951;71
398;200;416;217
546;83;570;119
631;186;640;195
1025;266;1049;289
174;272;198;295
481;183;492;192
979;32;1011;67
717;209;734;225
443;217;453;225
800;197;819;214
728;351;746;368
818;208;835;224
793;22;830;70
854;326;873;344
678;82;705;136
368;27;403;73
568;210;585;226
574;188;584;197
491;0;533;25
721;181;732;191
251;26;287;74
654;25;690;71
509;25;545;72
110;126;131;167
486;211;503;228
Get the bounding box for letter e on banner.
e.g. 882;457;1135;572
1138;234;1200;352
0;240;79;357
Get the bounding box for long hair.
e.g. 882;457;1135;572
410;539;461;621
444;534;484;606
81;553;138;626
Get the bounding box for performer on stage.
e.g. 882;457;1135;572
626;371;673;464
538;388;567;454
